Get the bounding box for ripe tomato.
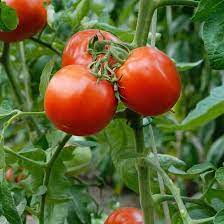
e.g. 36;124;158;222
44;65;117;136
105;208;143;224
62;29;118;67
116;46;181;116
0;0;47;42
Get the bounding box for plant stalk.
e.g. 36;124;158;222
132;115;154;224
132;0;156;47
39;134;72;224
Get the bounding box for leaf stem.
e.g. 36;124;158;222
39;134;72;224
30;37;61;55
145;157;192;224
4;146;46;168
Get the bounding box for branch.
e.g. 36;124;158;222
30;37;61;55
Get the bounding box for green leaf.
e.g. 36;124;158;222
215;167;224;185
176;60;203;72
0;2;18;31
149;153;186;171
67;185;92;224
176;85;224;130
39;57;56;100
207;136;224;166
205;189;224;211
64;146;92;176
0;100;16;120
193;0;222;22
187;162;216;175
203;2;224;70
0;181;22;224
214;209;224;224
70;0;90;30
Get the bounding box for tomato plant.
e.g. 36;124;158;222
1;0;224;224
0;0;47;42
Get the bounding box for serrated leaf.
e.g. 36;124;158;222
193;0;222;22
203;2;224;70
176;60;203;72
39;57;56;99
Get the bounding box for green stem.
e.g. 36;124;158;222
30;37;61;55
153;194;205;206
156;0;198;8
4;146;46;168
39;134;72;224
1;43;24;106
192;217;214;224
132;0;156;47
19;42;33;111
132;115;154;224
145;157;192;224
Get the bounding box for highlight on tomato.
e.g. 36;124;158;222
62;29;118;67
104;207;143;224
116;46;181;116
0;0;48;42
44;65;117;136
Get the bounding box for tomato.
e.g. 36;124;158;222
62;29;118;67
105;208;143;224
6;168;14;182
44;65;117;136
0;0;47;42
116;46;181;116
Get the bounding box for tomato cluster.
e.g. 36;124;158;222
44;28;181;136
105;208;143;224
0;0;48;42
45;30;118;136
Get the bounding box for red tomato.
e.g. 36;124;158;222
0;0;47;42
105;208;143;224
116;46;181;116
44;65;117;136
62;29;118;67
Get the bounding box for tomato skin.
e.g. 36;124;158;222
62;29;118;67
105;208;143;224
44;65;117;136
6;168;14;182
0;0;47;42
116;46;181;116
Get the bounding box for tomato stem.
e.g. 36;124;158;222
39;134;72;224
